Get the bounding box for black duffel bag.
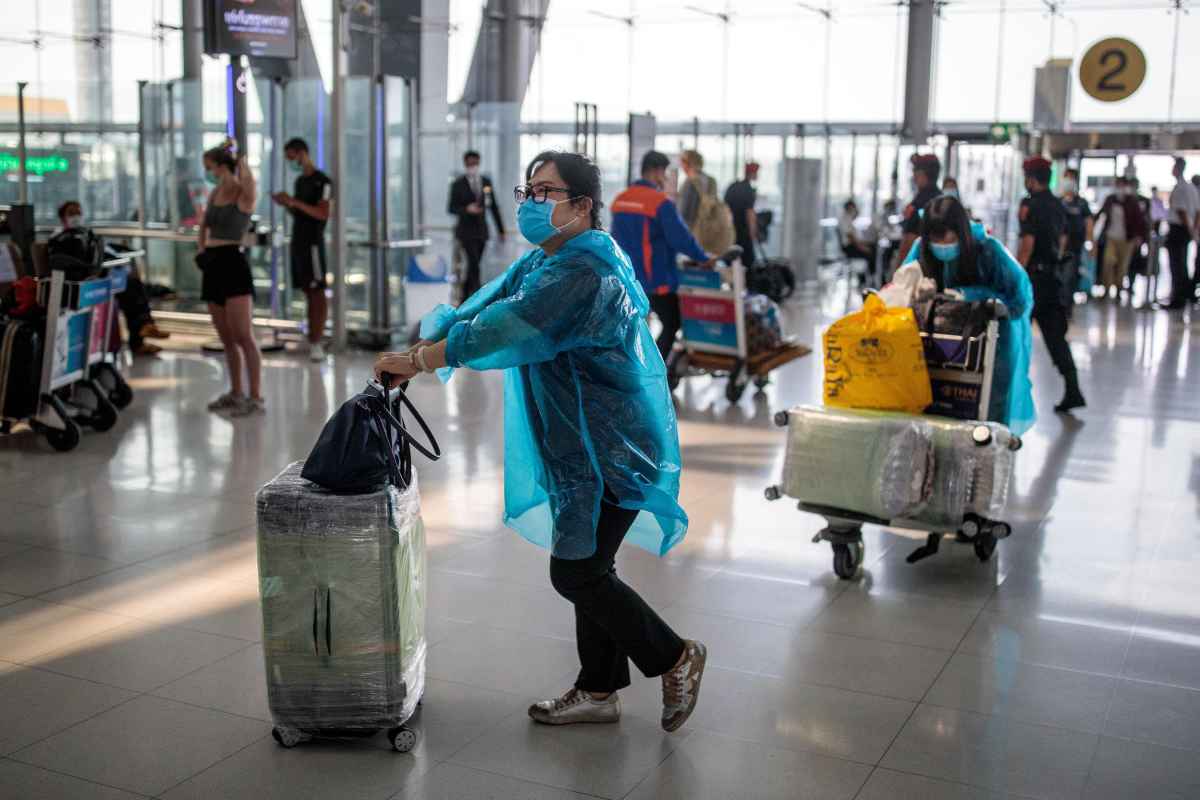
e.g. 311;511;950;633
302;379;440;493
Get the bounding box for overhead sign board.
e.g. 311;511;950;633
204;0;298;60
1079;38;1146;103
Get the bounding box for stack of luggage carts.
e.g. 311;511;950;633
256;378;439;752
765;293;1021;579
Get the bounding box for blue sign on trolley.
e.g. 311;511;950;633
77;277;112;310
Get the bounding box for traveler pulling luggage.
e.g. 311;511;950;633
765;209;1029;577
256;378;440;753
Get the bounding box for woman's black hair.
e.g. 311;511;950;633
525;150;604;230
918;194;979;287
203;143;237;172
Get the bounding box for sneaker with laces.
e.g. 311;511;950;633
661;639;707;732
230;396;266;417
309;342;326;362
206;392;242;412
528;688;621;726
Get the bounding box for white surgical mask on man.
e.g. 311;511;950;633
66;214;84;228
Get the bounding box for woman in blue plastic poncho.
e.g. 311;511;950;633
903;195;1037;435
374;151;706;733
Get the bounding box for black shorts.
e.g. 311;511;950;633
291;239;327;290
198;245;255;306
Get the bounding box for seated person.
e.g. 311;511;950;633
903;195;1035;435
55;201;169;356
838;200;877;283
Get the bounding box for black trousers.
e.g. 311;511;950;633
549;496;686;694
1032;304;1079;389
1165;224;1192;305
458;237;487;302
648;292;682;361
116;274;154;347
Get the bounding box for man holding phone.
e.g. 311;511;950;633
272;137;334;361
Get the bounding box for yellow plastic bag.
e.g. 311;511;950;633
823;294;932;413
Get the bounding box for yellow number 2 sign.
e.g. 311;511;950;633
1079;38;1146;102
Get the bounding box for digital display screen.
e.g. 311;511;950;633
204;0;297;60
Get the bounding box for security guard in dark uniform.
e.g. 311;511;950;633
895;153;942;269
1018;156;1086;413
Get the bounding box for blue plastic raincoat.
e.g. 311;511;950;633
420;229;688;560
904;223;1036;435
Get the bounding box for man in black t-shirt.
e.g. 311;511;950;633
1018;156;1085;413
723;162;759;263
272;138;334;361
895;153;942;269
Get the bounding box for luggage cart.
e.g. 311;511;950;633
764;298;1021;579
88;253;136;409
667;248;811;403
29;269;124;450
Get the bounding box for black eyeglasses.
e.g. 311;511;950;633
514;184;574;204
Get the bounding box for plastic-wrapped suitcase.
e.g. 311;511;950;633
0;318;41;420
766;404;1018;578
902;414;1015;531
776;405;933;520
256;461;426;753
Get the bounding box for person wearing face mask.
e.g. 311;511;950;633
895;153;942;267
52;201;169;356
375;151;706;734
941;176;960;200
447;151;506;303
1017;156;1086;413
610;150;711;360
197;140;262;417
1058;168;1094;290
1093;176;1146;302
903;195;1035;434
271;138;333;362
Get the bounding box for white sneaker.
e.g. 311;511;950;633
309;343;326;362
206;392;242;412
230;396;266;417
528;688;621;725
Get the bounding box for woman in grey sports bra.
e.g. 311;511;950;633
198;141;263;417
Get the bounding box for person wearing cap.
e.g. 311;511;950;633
1018;156;1086;413
895;153;942;267
724;162;760;264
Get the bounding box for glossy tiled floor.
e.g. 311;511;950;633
1;285;1199;800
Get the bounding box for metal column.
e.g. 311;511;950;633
136;81;147;229
16;82;27;205
902;0;937;144
330;0;348;352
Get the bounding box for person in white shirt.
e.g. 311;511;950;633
838;200;877;284
1164;157;1200;308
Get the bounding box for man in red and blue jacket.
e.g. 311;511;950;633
611;151;711;360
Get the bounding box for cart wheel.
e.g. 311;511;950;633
388;725;418;753
832;541;864;580
725;364;748;403
1008;435;1023;452
271;726;309;748
44;420;81;452
109;378;133;410
753;375;770;390
973;534;997;562
86;392;119;433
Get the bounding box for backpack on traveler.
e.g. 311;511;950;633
688;176;735;255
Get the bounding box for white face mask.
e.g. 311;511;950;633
465;165;480;178
65;214;84;228
1060;179;1077;194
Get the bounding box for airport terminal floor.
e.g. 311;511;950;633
0;285;1198;800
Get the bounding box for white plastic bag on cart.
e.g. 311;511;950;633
878;262;937;308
